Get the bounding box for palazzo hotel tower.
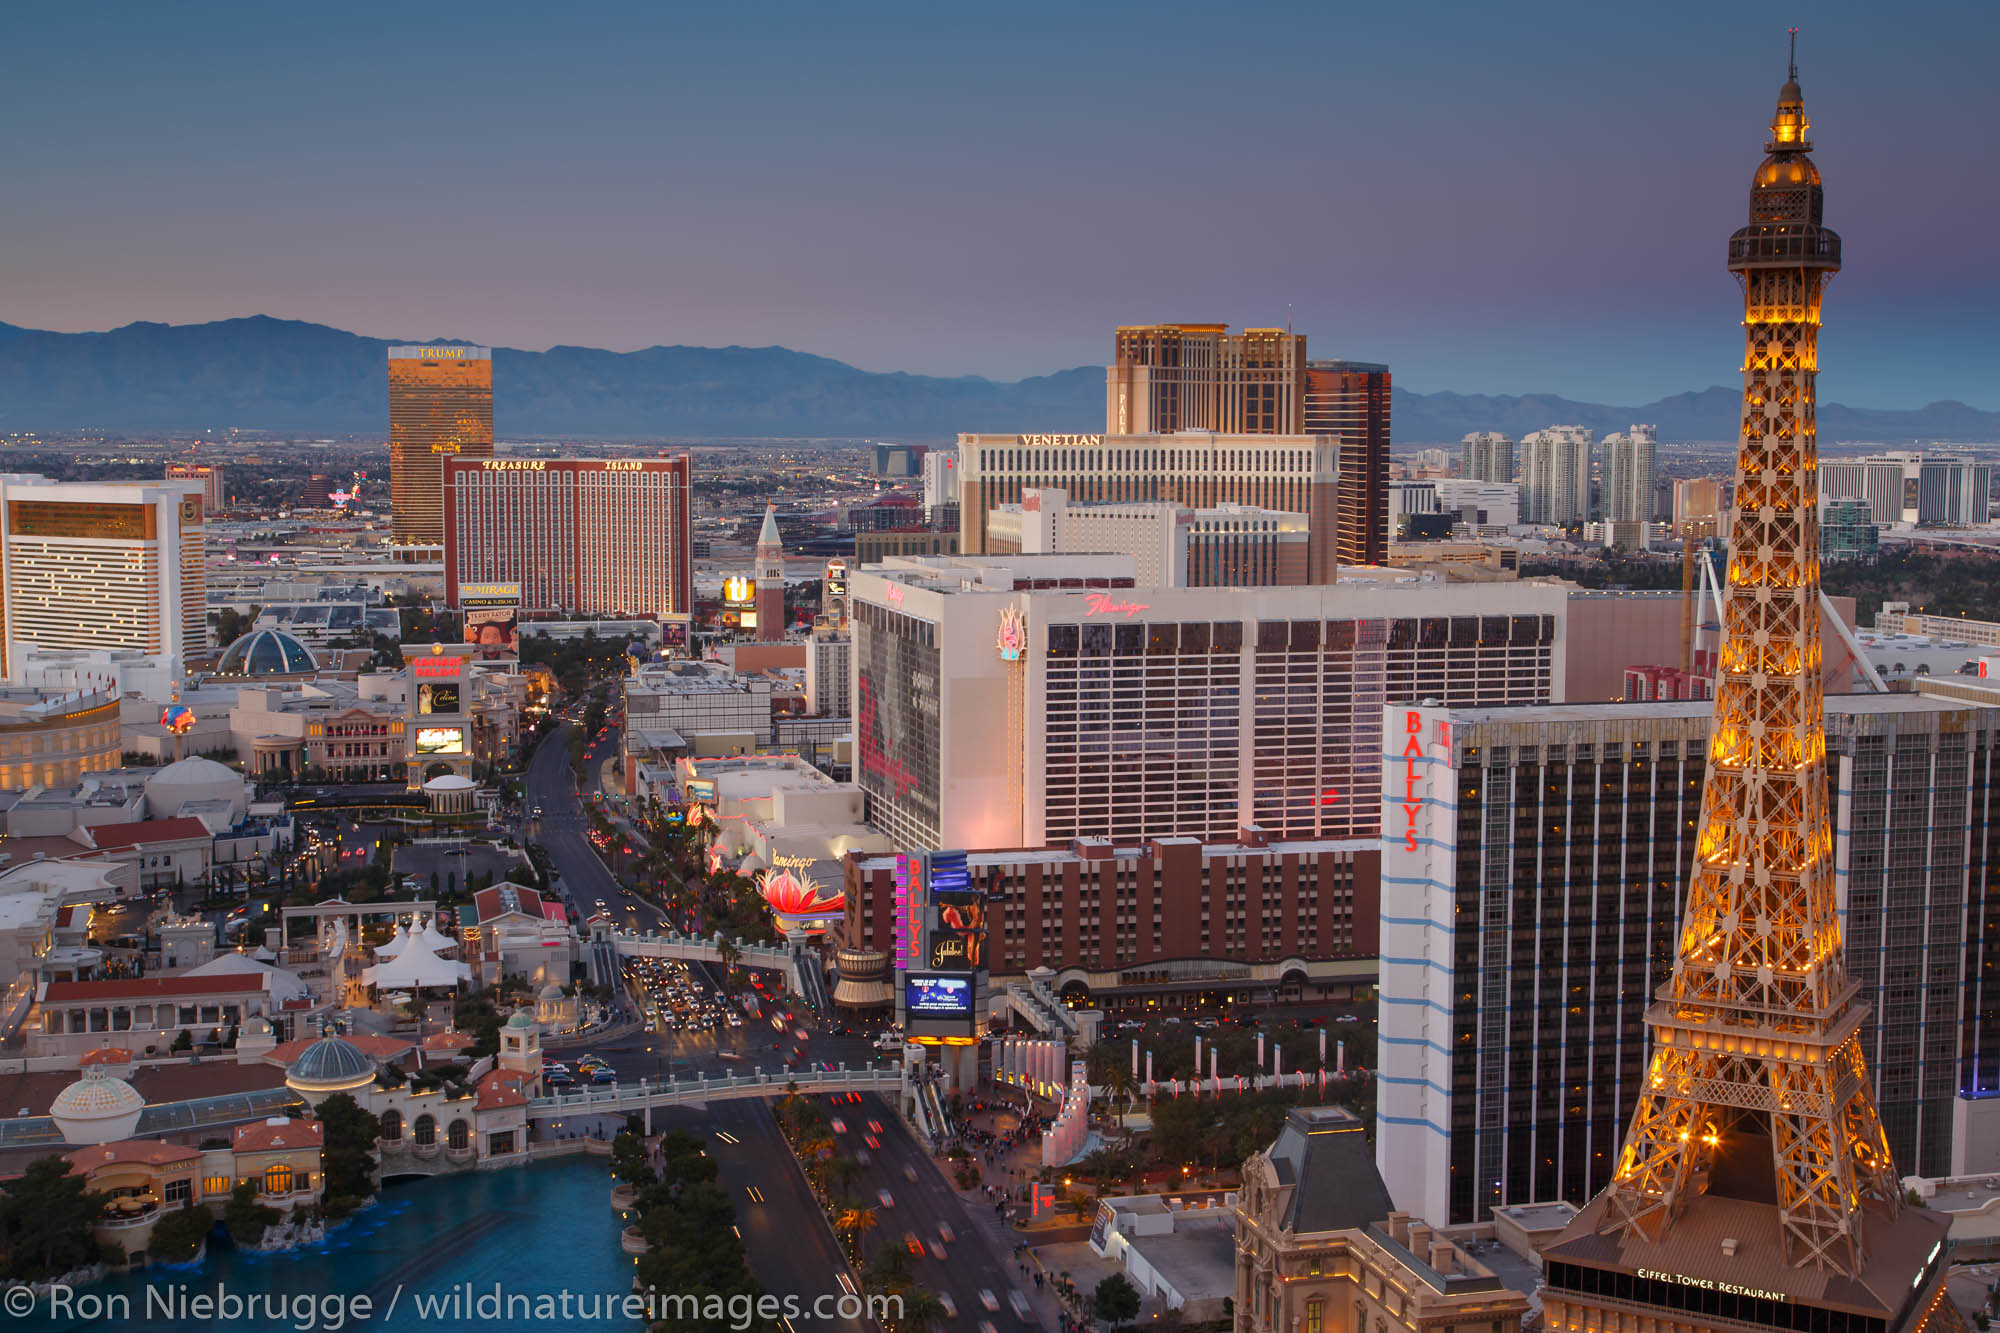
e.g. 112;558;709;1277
1540;44;1964;1333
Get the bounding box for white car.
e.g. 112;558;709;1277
937;1294;957;1318
978;1290;999;1312
877;1188;894;1209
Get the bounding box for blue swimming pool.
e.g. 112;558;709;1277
22;1158;636;1331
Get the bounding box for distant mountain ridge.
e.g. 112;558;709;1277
0;315;1991;444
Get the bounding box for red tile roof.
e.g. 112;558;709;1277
65;1140;201;1172
423;1030;474;1052
44;974;264;1003
262;1033;413;1068
82;818;214;850
476;1068;531;1111
78;1047;134;1067
233;1119;323;1153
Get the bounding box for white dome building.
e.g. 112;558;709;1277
423;773;476;815
50;1049;145;1145
146;754;248;825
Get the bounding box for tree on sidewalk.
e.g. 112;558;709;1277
1093;1273;1141;1329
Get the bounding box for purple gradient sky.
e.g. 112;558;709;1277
3;1;1995;407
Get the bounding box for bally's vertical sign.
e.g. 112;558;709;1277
1385;706;1453;856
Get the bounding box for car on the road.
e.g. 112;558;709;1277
867;1120;883;1134
863;1134;880;1150
979;1323;998;1333
591;1068;616;1084
936;1294;957;1318
855;1148;871;1166
793;1027;809;1041
1009;1291;1033;1322
937;1222;955;1243
877;1189;894;1209
903;1164;918;1183
929;1239;947;1260
1335;1013;1360;1023
830;1118;846;1135
903;1231;924;1256
977;1290;999;1313
545;1070;575;1086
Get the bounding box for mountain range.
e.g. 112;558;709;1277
0;315;1993;445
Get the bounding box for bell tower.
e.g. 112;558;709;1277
754;504;785;641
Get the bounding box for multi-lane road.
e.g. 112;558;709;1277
662;1093;1039;1330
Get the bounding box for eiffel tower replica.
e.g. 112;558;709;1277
1540;40;1967;1333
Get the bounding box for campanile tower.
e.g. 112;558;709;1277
754;504;786;641
1540;41;1965;1333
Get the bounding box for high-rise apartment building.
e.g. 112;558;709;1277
1303;360;1392;566
0;476;206;683
164;463;226;513
442;457;692;617
956;432;1341;583
388;345;493;546
1821;451;1994;529
1670;476;1730;537
848;553;1566;852
1601;424;1658;522
1460;432;1516;484
1376;694;2000;1226
1105;324;1305;436
1518;425;1593;525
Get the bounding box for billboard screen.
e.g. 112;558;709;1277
660;616;691;651
723;576;757;607
684;778;717;802
464;605;518;658
417;682;460;715
414;726;465;756
929;890;986;971
905;974;972;1015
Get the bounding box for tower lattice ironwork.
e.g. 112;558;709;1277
1600;44;1901;1278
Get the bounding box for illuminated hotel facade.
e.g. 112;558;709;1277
956;432;1342;583
1106;324;1306;436
0;476;206;683
388;345;493;546
847;553;1566;853
442;457;693;617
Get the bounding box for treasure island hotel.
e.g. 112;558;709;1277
442;458;694;618
389;345;493;546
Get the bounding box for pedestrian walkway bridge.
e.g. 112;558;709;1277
526;1062;902;1122
600;926;804;993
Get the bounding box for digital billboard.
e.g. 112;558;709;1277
929;892;986;971
660;615;691;652
905;974;973;1015
684;778;717;802
417;682;460;715
723;576;757;607
824;559;849;598
460;581;521;660
414;726;465;756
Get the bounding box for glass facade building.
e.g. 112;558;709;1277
388;346;493;546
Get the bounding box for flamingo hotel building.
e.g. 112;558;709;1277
846;553;1568;854
441;457;694;618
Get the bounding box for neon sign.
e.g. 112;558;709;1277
885;583;905;607
1397;711;1426;852
1083;593;1148;619
997;606;1026;661
856;677;918;798
1020;434;1102;448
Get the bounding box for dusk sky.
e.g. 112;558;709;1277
4;1;1995;408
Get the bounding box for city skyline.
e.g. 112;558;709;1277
3;4;1996;409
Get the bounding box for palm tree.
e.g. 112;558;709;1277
833;1205;878;1258
1104;1063;1136;1129
864;1242;914;1296
823;1155;863;1199
718;938;743;973
896;1287;950;1333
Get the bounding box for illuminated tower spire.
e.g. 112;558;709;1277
1586;42;1912;1278
754;504;786;641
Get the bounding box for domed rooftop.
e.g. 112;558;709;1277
146;754;247;823
538;982;564;1001
216;628;318;676
423;773;476;792
51;1062;146;1145
151;755;237;786
285;1034;376;1094
507;1011;534;1030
